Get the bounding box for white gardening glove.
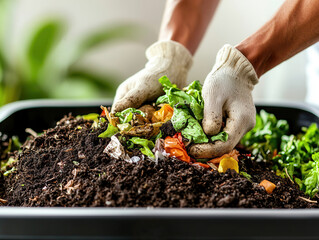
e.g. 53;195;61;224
111;40;193;113
189;44;259;159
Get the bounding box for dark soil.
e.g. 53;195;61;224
1;115;318;208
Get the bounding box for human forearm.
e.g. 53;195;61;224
159;0;220;55
236;0;319;78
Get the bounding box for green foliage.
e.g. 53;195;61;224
243;110;319;197
75;24;141;60
273;123;319;197
0;1;143;106
241;110;289;161
240;171;252;181
26;20;64;82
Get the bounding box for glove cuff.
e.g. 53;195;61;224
213;44;258;86
146;40;193;70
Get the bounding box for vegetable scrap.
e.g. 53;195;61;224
259;180;276;194
218;157;239;173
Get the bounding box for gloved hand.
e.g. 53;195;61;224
189;44;259;159
111;40;193;113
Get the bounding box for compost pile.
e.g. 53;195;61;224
0;76;319;208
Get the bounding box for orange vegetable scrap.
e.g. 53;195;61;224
173;132;184;147
208;149;240;164
259;179;276;194
152;104;174;123
193;162;210;169
164;136;191;163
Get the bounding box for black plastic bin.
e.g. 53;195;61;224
1;99;319;240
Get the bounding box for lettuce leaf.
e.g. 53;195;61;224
211;131;228;142
129;137;155;159
157;76;228;144
98;124;119;138
171;104;208;144
157;76;203;121
115;108;146;124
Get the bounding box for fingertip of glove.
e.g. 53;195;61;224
189;141;234;159
202;118;222;136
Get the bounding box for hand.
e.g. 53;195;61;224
111;40;192;113
189;45;259;159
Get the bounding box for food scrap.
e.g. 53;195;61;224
259;180;276;194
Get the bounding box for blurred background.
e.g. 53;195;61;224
0;0;308;106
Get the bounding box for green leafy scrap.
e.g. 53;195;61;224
157;76;203;121
129;137;155;159
241;110;289;161
115;108;145;124
273;123;319;197
156;76;229;144
301;153;319;197
211;132;228;142
240;171;252;181
171;104;208;144
80;113;99;122
1;157;17;172
3;167;16;177
98;124;119;138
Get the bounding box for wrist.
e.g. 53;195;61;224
213;44;258;86
236;38;271;78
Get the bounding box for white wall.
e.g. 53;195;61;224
9;0;307;102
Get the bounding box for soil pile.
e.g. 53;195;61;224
1;115;318;208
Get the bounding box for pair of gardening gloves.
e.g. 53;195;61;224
111;41;258;159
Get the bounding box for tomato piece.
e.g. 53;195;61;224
173;132;184;147
164;136;191;163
